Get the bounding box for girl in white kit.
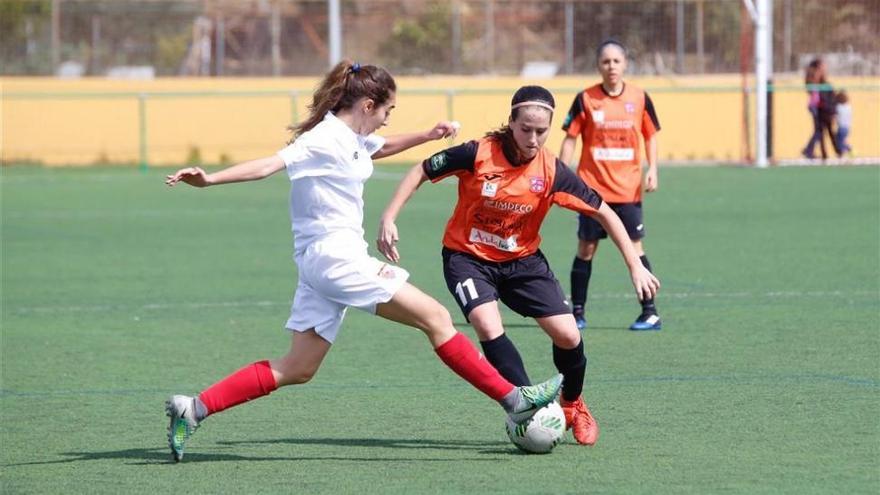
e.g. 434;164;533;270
161;60;563;462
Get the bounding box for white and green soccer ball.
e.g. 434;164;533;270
505;401;566;454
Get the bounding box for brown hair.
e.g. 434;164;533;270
805;57;827;85
288;60;396;140
484;85;555;164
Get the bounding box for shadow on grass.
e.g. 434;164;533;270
453;320;631;331
8;438;519;466
7;447;296;466
218;436;510;452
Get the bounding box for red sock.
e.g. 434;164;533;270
199;360;278;416
435;332;515;401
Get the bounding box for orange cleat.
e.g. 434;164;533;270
560;396;599;446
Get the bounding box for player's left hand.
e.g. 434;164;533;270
428;121;461;141
376;218;401;263
645;166;659;192
631;265;660;301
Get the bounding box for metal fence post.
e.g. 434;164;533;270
290;90;299;127
138;92;148;173
445;89;455;122
564;1;574;74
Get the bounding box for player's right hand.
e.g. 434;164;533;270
165;166;210;188
632;265;660;301
376;219;401;263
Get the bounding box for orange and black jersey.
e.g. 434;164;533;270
422;137;604;262
562;83;660;203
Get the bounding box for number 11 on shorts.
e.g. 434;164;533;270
455;278;478;306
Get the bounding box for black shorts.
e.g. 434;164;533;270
578;202;645;241
442;247;571;320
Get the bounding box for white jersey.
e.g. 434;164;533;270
277;112;385;258
276;112;408;343
835;103;852;129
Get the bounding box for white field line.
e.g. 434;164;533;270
774;157;880;167
1;207;281;220
0;173;146;184
8;300;285;314
0;168;423;185
7;290;877;315
0;169;410;183
0;172;434;220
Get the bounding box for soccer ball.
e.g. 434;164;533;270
505;401;566;454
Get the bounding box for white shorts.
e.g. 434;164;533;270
285;240;409;343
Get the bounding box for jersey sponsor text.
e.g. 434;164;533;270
596;120;635;129
469;228;519;252
483;199;534;214
592;147;635;161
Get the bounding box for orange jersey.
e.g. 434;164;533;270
422;137;603;262
562;83;660;203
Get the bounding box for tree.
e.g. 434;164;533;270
0;0;52;75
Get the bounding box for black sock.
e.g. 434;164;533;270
553;339;586;402
639;255;657;315
480;334;531;386
570;257;593;311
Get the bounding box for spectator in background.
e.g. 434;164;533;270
816;67;841;160
801;58;823;159
802;58;841;160
834;90;852;157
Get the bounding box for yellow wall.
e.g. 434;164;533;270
2;75;878;166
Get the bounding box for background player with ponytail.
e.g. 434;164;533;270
161;61;564;462
560;39;664;331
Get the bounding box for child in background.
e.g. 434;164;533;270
834;90;852;157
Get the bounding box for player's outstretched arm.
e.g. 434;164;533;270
165;155;285;188
373;121;460;159
376;163;430;262
593;203;660;301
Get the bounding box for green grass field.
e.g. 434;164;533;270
2;164;878;494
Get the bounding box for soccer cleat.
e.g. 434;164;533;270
561;396;599;446
165;395;200;462
508;373;564;424
629;313;662;331
572;306;587;330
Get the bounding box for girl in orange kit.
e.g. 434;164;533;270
560;39;663;331
378;85;659;445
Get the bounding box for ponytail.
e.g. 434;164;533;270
288;60;397;141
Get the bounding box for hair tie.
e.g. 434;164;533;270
351;62;361;73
